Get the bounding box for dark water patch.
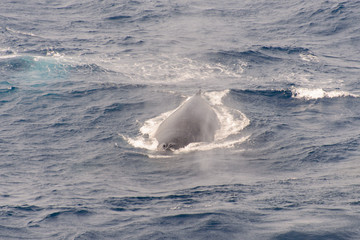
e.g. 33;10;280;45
207;45;323;78
40;209;92;223
259;45;317;61
159;212;224;225
121;36;145;46
231;89;293;99
103;2;176;24
286;1;359;36
104;101;145;113
202;8;254;18
106;15;132;21
53;1;92;11
105;195;196;212
68;83;147;98
33;92;71;105
13;205;43;212
150;210;259;240
70;63;109;74
272;230;354;240
300;138;359;164
0;48;15;56
330;3;346;15
260;46;311;55
74;230;125;240
136;10;167;22
0;85;16;94
69;88;108;98
350;201;360;206
230;88;358;107
209;50;282;66
0;225;35;240
228;89;295;111
0;208;15;217
0;205;43;230
24;83;148;116
105;184;253;212
75;231;101;240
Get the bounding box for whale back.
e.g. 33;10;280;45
155;93;220;150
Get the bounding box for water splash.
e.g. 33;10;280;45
122;90;250;154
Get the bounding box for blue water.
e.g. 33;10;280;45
1;0;360;239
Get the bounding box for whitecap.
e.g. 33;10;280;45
291;87;358;100
299;53;319;63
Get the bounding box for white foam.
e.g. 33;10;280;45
119;100;188;151
204;89;229;105
122;90;250;154
0;54;19;59
0;48;74;70
120;133;158;151
5;26;38;37
291;87;358;100
176;136;250;154
99;55;245;85
299;53;319;63
202;90;250;140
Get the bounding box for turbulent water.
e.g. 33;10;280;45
1;0;360;239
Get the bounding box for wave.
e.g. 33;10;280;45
290;87;358;100
231;87;358;101
5;26;38;37
211;50;281;65
0;81;16;94
273;230;355;240
272;1;359;37
104;183;249;212
0;225;33;239
106;15;132;21
39;209;92;223
260;46;320;63
209;46;320;68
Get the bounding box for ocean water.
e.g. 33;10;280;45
1;0;360;239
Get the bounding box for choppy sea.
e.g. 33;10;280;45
1;0;360;239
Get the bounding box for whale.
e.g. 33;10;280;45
154;91;220;151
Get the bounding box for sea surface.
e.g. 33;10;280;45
1;0;360;239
